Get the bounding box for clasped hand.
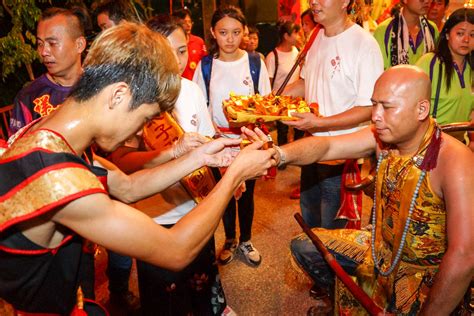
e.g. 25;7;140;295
188;129;278;182
282;112;321;132
241;126;282;167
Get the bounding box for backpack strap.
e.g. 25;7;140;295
247;52;261;94
271;49;279;89
200;55;213;105
202;53;260;103
430;55;443;119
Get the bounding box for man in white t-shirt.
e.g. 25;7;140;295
283;2;383;229
282;0;382;302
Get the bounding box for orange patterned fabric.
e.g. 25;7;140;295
142;113;216;203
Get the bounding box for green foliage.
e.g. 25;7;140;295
0;0;154;82
0;0;45;80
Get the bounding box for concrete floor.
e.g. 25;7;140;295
94;165;318;315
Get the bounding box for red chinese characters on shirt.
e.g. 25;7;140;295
33;95;59;117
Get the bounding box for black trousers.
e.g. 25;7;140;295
137;232;226;316
222;179;256;243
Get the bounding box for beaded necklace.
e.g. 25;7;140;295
370;120;441;277
371;152;426;276
383;156;413;192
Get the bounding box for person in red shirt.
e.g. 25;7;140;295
173;8;207;80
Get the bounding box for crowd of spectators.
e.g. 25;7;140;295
0;0;472;315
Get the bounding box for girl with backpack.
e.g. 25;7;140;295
193;6;271;267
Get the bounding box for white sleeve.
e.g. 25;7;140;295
258;61;272;96
265;52;275;79
192;62;208;102
300;58;306;80
192;82;216;137
355;39;384;106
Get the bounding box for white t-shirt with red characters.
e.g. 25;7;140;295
193;51;272;134
301;24;383;136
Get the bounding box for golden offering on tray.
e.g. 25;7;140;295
223;93;317;124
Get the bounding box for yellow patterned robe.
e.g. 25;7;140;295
297;122;447;315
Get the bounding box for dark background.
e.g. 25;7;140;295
0;0;279;108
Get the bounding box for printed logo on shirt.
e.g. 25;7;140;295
243;76;253;95
33;95;58;117
191;114;197;127
330;56;341;79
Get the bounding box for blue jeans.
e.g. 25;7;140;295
107;251;132;294
290;235;359;291
300;163;347;229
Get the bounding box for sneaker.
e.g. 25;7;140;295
219;238;238;265
238;241;262;267
309;283;330;299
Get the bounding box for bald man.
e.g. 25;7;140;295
10;7;87;134
249;65;473;314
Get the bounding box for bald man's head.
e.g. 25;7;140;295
371;65;432;147
376;65;431;104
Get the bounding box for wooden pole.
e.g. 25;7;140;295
275;25;321;96
294;213;383;316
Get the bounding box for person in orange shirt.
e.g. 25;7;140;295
173;8;207;80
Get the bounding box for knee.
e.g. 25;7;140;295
290;235;317;267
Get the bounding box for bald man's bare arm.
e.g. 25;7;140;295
280;126;377;166
420;138;474;315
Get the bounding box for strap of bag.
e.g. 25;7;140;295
201;55;213;105
247;52;261;94
430;56;443;119
271;48;279;89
